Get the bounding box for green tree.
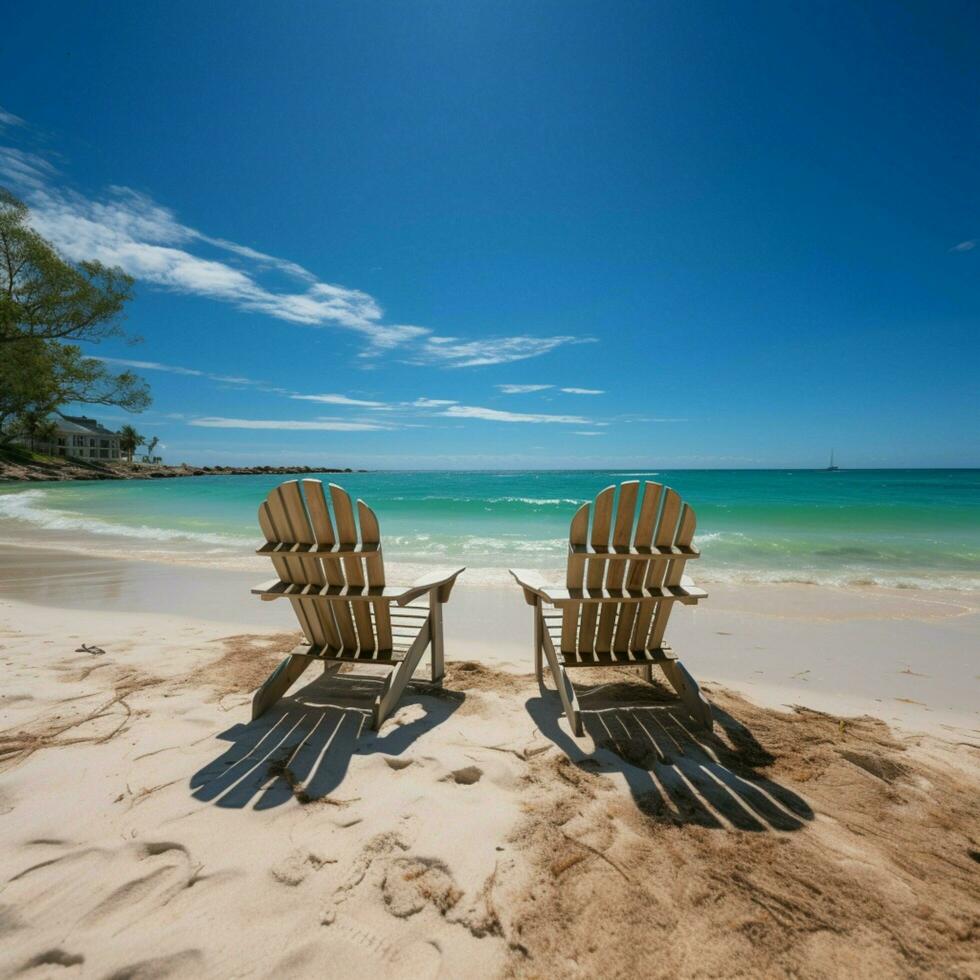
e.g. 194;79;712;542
0;339;58;441
0;338;150;445
34;417;59;453
10;409;49;451
0;190;135;345
146;436;160;458
0;191;151;445
119;424;145;463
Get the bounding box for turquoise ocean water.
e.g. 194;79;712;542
0;470;977;590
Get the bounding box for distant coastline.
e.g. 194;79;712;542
0;449;361;483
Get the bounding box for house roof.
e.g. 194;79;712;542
56;414;119;436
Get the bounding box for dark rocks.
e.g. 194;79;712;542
0;457;361;482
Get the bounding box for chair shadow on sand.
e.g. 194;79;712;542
526;677;814;832
190;668;464;810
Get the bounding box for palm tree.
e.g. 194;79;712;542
118;424;144;463
12;410;54;452
146;435;159;458
34;418;59;454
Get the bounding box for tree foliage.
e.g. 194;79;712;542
0;338;150;444
0;190;151;447
0;190;135;345
118;424;145;462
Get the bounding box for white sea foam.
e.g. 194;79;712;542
699;566;980;592
692;530;749;545
486;496;586;506
457;536;567;553
387;495;586;506
0;489;249;549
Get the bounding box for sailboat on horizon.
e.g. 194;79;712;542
825;450;840;471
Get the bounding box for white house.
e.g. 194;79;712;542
42;414;122;461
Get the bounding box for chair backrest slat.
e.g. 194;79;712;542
260;487;325;647
281;481;343;650
358;499;392;651
578;485;614;653
630;487;681;651
596;482;638;652
646;502;697;650
329;484;375;651
562;502;591;653
303;479;357;649
627;482;662;588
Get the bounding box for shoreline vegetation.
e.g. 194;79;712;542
0;446;361;482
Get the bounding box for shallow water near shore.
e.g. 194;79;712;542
1;468;978;590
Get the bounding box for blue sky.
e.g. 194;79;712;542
2;1;978;468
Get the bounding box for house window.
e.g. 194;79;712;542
100;439;109;448
100;449;109;458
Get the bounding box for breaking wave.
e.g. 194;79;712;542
0;489;249;549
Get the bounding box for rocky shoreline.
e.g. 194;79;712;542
0;454;359;483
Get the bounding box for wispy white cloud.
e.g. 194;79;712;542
1;127;590;368
93;354;622;430
94;356;275;390
0;146;56;191
16;184;423;350
496;383;553;394
419;336;594;368
573;431;602;436
94;356;206;377
950;240;976;252
443;405;591;424
189;417;389;431
290;393;386;407
561;387;603;395
0;106;26;129
194;234;316;282
411;397;458;408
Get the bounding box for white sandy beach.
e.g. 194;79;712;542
1;543;978;978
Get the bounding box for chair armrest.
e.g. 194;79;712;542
391;567;466;606
509;568;559;606
678;574;707;604
251;577;289;601
510;568;707;607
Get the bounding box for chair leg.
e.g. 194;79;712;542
373;617;432;730
251;652;313;720
659;655;713;730
429;594;445;685
541;629;582;736
533;601;544;683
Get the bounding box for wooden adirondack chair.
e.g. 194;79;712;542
250;480;464;728
510;480;711;736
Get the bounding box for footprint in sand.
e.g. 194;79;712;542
382;856;462;917
307;916;441;977
446;765;483;785
384;756;415;771
270;848;336;887
17;948;85;971
3;838;199;959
